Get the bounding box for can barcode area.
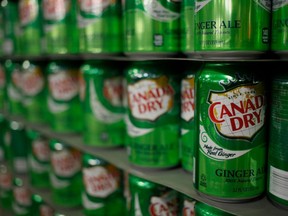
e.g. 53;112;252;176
269;166;288;201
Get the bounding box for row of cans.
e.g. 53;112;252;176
1;59;288;208
0;0;287;59
0;118;233;215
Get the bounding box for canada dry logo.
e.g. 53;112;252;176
43;0;68;21
181;77;195;122
19;0;38;26
149;191;178;216
22;68;44;96
79;0;113;16
103;77;123;107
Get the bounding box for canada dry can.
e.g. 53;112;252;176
9;121;29;174
180;63;200;172
81;60;125;147
178;193;196;216
31;194;55;216
21;60;47;123
47;61;83;133
26;129;50;188
18;0;43;55
0;62;7;111
42;0;79;54
82;153;125;216
123;0;181;56
194;62;267;202
0;9;3;56
194;0;271;59
5;60;23;116
78;0;123;54
194;201;233;216
267;72;288;209
271;0;288;58
49;139;82;207
180;0;195;54
0;164;13;210
12;177;32;216
126;61;181;168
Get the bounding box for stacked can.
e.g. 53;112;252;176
194;62;267;202
31;194;55;216
21;60;47;123
12;177;32;216
47;61;83;133
127;174;179;215
42;0;79;54
271;0;288;58
5;60;23;116
194;201;234;216
125;61;181;168
178;193;195;216
77;0;123;55
267;72;288;209
82;153;126;215
123;0;181;57
49;139;82;207
0;62;6;111
18;0;43;55
0;8;3;56
81;60;125;147
26;129;50;188
194;0;271;59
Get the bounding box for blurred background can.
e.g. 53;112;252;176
77;0;123;55
82;153;125;216
47;61;83;133
125;61;181;169
178;193;195;216
194;0;271;59
0;62;7;111
81;60;125;147
194;201;234;216
49;139;82;207
31;194;55;216
123;0;181;57
194;62;267;202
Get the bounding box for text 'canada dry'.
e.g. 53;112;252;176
195;62;267;202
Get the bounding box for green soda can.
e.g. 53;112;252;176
5;60;23;116
128;174;179;215
49;139;82;207
31;194;55;216
0;63;7;111
194;62;267;202
180;63;200;173
180;0;196;55
47;61;83;133
78;0;123;54
194;201;234;216
123;0;181;57
0;8;4;56
126;61;181;168
12;177;32;216
271;0;288;58
194;0;271;59
178;193;195;216
82;153;125;216
0;164;13;210
42;0;79;54
26;129;50;188
18;0;43;55
21;60;48;123
267;72;288;209
81;60;125;147
10;121;29;174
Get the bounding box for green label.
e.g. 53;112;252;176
181;0;195;52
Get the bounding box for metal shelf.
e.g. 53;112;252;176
2;112;287;216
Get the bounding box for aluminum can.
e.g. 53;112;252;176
5;60;23;116
0;8;4;56
0;63;7;112
194;0;271;60
194;201;233;216
26;129;50;188
127;174;179;215
180;62;201;172
82;153;125;216
18;0;43;55
78;0;123;54
123;0;181;57
267;72;288;209
81;60;125;147
49;139;82;207
178;193;196;216
31;194;55;216
0;164;13;210
194;62;267;202
125;61;181;168
47;61;83;133
271;0;288;58
12;177;32;216
42;0;79;54
21;60;47;123
9;121;29;174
